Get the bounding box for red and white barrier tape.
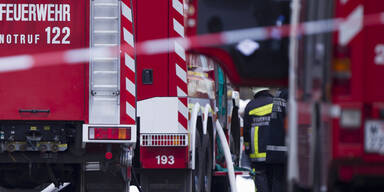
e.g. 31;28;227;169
0;12;383;73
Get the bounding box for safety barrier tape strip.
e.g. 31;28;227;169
0;11;383;73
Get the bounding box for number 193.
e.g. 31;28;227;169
155;155;175;165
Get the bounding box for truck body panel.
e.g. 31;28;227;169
0;66;86;120
0;0;88;121
294;0;384;189
136;0;170;101
363;0;384;103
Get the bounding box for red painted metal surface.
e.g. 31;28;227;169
363;0;384;103
84;0;90;124
332;103;363;159
140;147;188;169
136;0;189;167
331;0;361;161
338;163;384;182
0;0;88;121
331;0;384;180
135;0;169;101
332;0;364;103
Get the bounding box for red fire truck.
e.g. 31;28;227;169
285;0;384;191
189;0;384;191
6;0;384;191
0;0;242;191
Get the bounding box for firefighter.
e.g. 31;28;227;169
243;87;274;192
266;88;288;192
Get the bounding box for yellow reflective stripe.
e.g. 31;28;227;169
249;126;266;159
248;103;273;116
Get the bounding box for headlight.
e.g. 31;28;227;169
340;109;361;128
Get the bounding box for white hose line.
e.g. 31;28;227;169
215;120;237;192
203;104;212;135
190;103;200;170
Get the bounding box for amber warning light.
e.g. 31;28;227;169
89;127;131;140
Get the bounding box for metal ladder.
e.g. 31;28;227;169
90;0;121;124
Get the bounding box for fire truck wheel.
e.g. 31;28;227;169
202;133;213;192
193;129;204;192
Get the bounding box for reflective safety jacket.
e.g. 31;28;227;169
266;88;288;164
243;91;273;162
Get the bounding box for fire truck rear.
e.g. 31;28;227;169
0;0;244;191
330;0;384;190
288;0;384;191
0;0;138;191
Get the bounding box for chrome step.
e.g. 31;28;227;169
93;84;119;88
94;16;118;20
93;97;118;101
94;30;119;34
94;43;118;47
93;57;119;61
94;3;118;6
93;71;118;74
86;162;101;171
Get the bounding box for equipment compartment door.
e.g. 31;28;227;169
0;0;88;120
364;0;384;102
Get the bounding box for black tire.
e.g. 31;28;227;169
202;133;213;192
193;129;204;192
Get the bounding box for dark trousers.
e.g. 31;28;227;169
252;163;286;192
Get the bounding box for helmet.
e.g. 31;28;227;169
251;87;269;95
